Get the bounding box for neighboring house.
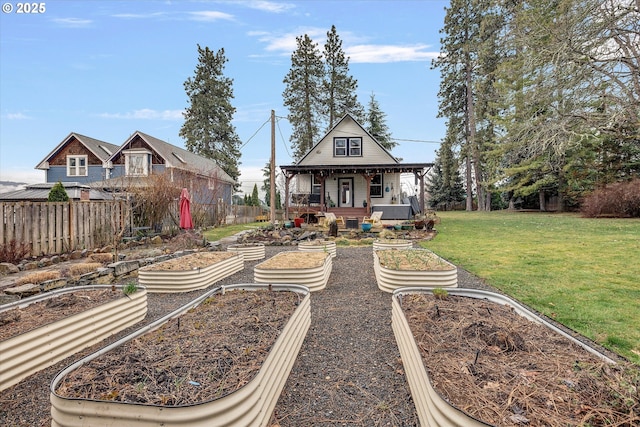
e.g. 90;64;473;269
36;132;119;184
280;114;433;222
0;182;108;201
32;130;235;205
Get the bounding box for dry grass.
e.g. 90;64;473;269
16;270;61;285
68;263;103;277
88;253;115;263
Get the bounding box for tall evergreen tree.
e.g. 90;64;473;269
323;25;364;128
261;161;282;208
365;93;396;151
427;129;465;209
283;34;325;161
251;184;260;207
180;45;242;189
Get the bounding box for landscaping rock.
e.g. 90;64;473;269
109;261;139;277
0;263;19;275
40;278;67;292
22;261;39;271
5;283;40;297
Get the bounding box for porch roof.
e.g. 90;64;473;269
279;162;434;176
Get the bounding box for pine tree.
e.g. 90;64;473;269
283;34;325;161
48;181;69;202
323;25;364;128
426;139;465;210
365;92;395;151
180;45;242;189
251;184;260;207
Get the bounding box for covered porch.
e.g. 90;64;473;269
279;163;433;223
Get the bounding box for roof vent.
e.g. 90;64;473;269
172;152;186;163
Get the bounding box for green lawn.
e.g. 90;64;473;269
419;211;640;364
202;222;265;242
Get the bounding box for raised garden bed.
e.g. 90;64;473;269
0;285;147;391
138;251;243;293
392;288;639;427
374;249;457;293
372;238;413;251
51;284;310;427
254;252;332;292
297;239;337;258
227;243;266;261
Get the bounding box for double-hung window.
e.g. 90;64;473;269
67;155;87;177
333;137;362;157
370;173;383;198
124;149;150;176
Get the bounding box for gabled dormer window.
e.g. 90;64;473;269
124;149;150;176
333;137;362;157
67;155;88;176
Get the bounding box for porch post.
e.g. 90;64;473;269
284;172;293;220
318;173;326;212
363;173;373;215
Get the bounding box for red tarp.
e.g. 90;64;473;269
179;188;193;229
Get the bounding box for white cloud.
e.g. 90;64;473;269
346;44;440;63
244;1;296;13
188;11;235;22
51;18;92;28
5;112;31;120
250;29;439;63
99;109;184;120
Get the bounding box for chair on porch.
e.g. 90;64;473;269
324;212;345;228
363;211;383;228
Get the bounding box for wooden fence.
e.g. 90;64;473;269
1;200;279;259
0;201;129;258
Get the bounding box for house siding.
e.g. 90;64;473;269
298;119;395;166
46;165;106;184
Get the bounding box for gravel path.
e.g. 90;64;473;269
0;244;491;427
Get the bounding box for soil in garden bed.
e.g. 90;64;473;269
402;293;640;426
139;251;237;271
0;289;124;342
54;289;301;405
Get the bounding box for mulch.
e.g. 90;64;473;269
0;245;631;427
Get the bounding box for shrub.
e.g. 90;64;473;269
48;181;70;202
581;179;640;218
0;239;31;263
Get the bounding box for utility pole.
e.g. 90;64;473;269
270;110;276;224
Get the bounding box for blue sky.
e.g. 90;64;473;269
0;0;448;196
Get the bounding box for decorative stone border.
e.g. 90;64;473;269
50;284;310;427
372;239;413;251
373;249;457;293
254;252;332;292
227;243;266;261
138;252;244;293
0;285;147;391
391;288;616;427
297;240;337;258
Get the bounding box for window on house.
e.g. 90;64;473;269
334;138;347;156
311;174;321;194
333;137;362;157
67;155;87;176
370;173;383;197
125;151;149;176
348;138;362;156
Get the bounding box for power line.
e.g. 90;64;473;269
391;138;442;144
